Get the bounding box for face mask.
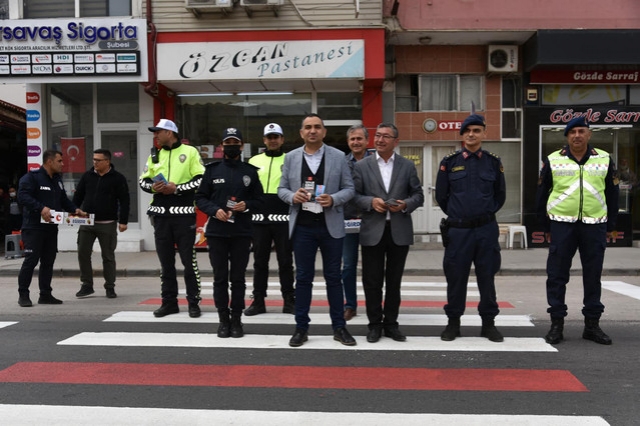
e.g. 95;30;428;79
9;192;16;197
223;145;242;159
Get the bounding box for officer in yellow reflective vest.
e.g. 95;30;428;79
536;116;619;345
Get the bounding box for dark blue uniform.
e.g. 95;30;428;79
435;148;506;320
535;146;618;320
195;158;264;313
17;167;78;299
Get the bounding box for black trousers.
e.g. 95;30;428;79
251;223;294;299
208;236;252;313
18;226;59;297
361;224;409;329
152;215;201;305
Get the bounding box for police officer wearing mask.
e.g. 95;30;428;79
195;128;264;338
435;114;506;343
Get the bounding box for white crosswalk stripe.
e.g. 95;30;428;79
602;280;640;300
105;311;535;327
0;322;17;330
0;405;610;426
59;332;556;352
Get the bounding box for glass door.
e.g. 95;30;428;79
99;129;139;224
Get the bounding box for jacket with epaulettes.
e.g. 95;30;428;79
435;148;506;220
195;158;264;238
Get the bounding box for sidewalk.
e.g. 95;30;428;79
2;246;639;277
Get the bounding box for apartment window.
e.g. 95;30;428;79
419;75;483;111
502;77;522;139
24;0;131;18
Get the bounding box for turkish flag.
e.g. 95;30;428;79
60;137;86;174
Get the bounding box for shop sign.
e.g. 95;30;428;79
158;40;364;81
531;69;640;84
549;108;640;125
0;18;147;82
423;118;463;133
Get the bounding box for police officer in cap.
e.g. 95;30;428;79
536;116;618;345
435;114;506;342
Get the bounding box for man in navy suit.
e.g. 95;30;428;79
278;114;356;347
353;123;424;343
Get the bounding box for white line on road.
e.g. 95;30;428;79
0;322;17;329
58;332;556;352
104;311;535;327
0;405;609;425
602;281;640;300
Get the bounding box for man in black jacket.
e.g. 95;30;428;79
73;149;130;299
17;149;86;307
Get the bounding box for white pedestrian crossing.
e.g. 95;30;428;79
0;322;17;329
0;405;610;426
105;311;535;327
58;332;555;352
602;280;640;300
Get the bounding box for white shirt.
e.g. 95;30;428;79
376;152;395;220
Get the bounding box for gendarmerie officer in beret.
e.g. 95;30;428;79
536;116;618;345
435;114;506;342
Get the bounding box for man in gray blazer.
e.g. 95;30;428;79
278;114;356;348
353;123;424;343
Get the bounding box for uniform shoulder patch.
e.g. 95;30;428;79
485;150;501;161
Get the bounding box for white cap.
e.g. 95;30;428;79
149;119;179;133
263;123;283;136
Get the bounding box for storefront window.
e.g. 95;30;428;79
180;93;319;161
483;141;521;224
97;83;139;123
541;85;626;106
48;83;94;197
317;92;362;120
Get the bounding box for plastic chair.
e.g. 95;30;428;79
507;225;528;249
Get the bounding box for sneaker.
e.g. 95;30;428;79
18;296;33;307
105;288;117;299
153;302;179;318
76;285;95;298
38;294;63;305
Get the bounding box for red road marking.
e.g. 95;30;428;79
0;362;586;392
139;298;515;308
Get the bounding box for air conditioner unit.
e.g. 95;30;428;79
185;0;233;11
487;45;518;73
240;0;284;6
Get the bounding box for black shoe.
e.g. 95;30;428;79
384;326;407;342
18;296;33;307
289;328;308;347
153;302;179;318
333;327;357;346
583;318;612;345
105;288;117;299
38;294;63;305
545;317;564;344
230;314;244;338
217;322;230;338
244;298;266;316
480;324;504;342
366;327;382;343
282;294;295;314
76;285;95;298
441;318;461;341
188;303;201;318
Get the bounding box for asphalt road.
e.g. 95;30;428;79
0;274;638;425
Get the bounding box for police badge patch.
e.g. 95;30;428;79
179;154;186;163
243;175;251;187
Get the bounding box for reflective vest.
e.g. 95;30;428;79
248;152;285;194
546;148;609;224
